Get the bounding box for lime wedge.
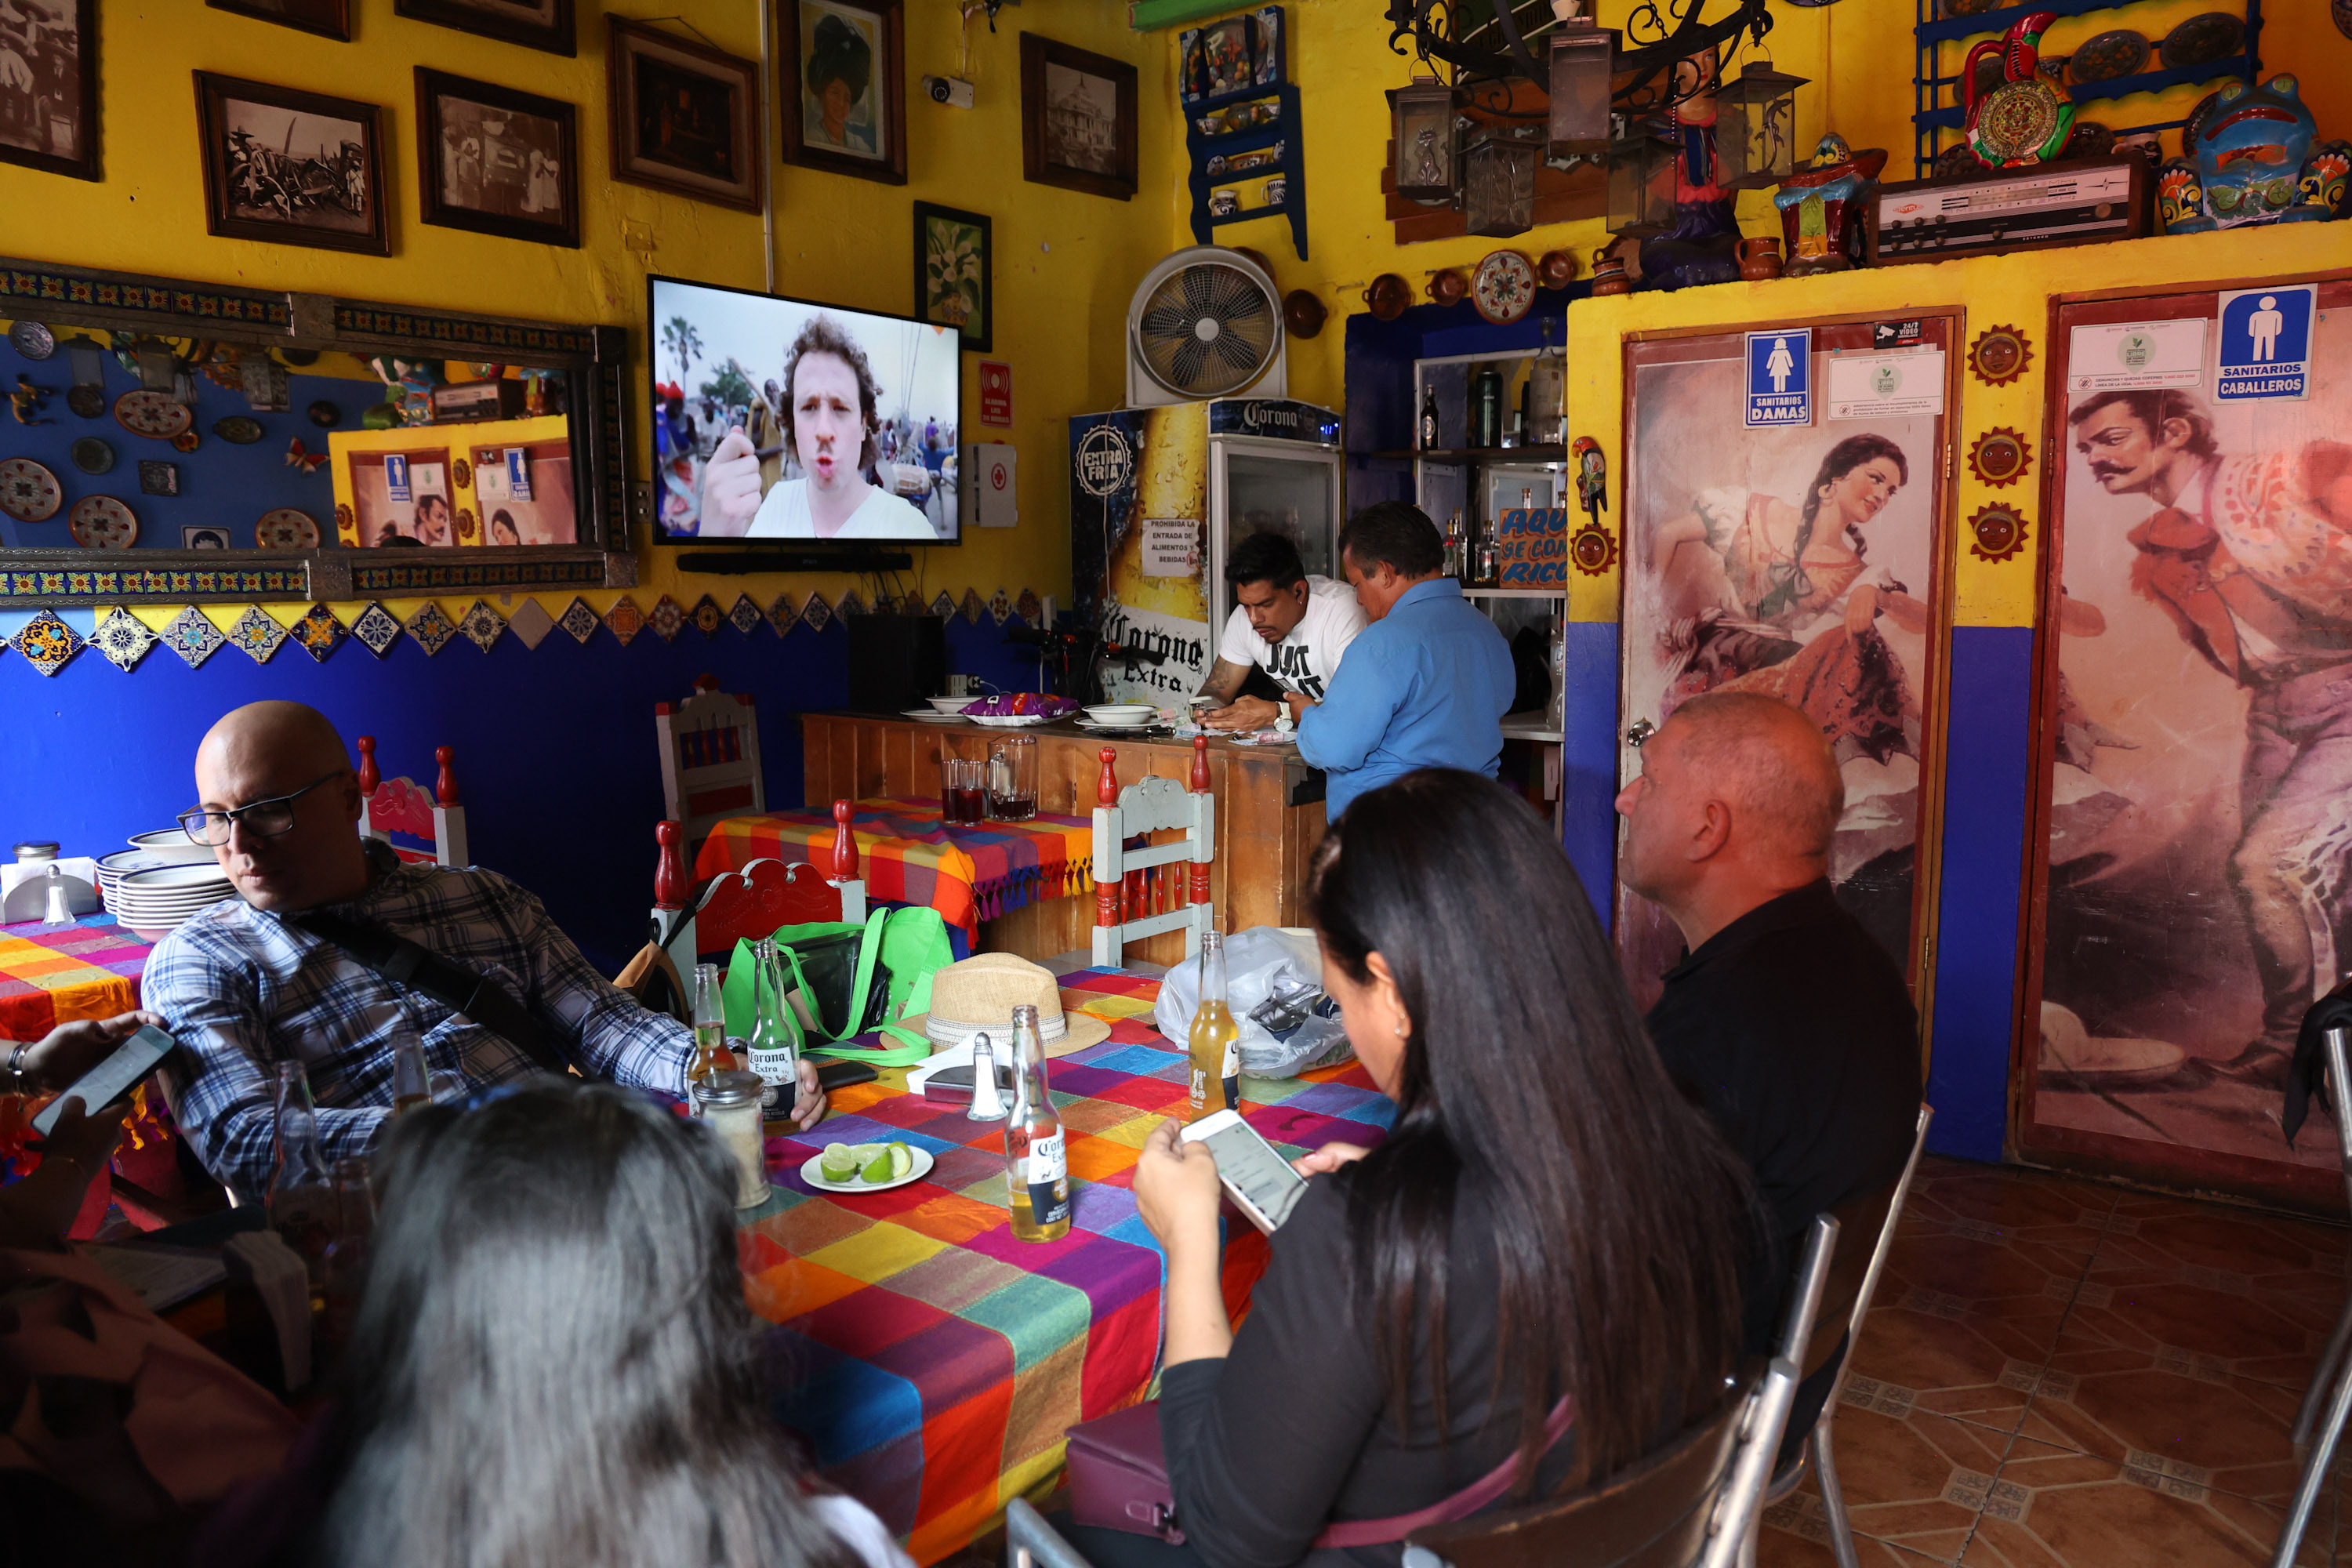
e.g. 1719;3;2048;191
887;1142;914;1180
860;1146;895;1183
818;1142;858;1182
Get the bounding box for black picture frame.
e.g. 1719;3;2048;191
205;0;353;43
394;0;574;57
0;0;100;182
1019;32;1138;201
193;71;389;256
778;0;906;187
415;67;581;249
913;201;990;354
607;15;762;214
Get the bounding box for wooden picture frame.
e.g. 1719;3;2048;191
1019;32;1138;201
778;0;906;187
607;16;761;213
0;0;100;182
193;71;388;256
415;67;580;249
913;201;990;354
205;0;353;42
394;0;574;57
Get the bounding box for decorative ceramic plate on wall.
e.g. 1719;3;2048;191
69;495;138;548
70;437;114;474
9;321;55;359
2068;30;2148;84
0;458;63;522
114;389;194;441
254;508;321;549
2160;12;2243;70
1471;250;1536;325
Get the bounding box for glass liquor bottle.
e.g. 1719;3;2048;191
317;1157;376;1359
1003;1005;1071;1243
1418;385;1440;452
746;938;797;1117
688;961;732;1114
1186;931;1240;1120
390;1037;430;1115
266;1060;336;1279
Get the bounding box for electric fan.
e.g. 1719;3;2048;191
1125;246;1287;408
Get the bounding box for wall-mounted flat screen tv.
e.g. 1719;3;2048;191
648;274;960;544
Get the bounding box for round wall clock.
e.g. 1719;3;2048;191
254;508;321;549
68;495;138;549
1968;503;2029;563
1968;427;2033;488
0;457;63;522
1471;251;1537;325
1968;325;2033;387
114;389;194;440
9;321;55;360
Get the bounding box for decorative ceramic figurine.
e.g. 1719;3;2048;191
1962;12;2075;168
1771;135;1888;275
2157;74;2351;233
1637;49;1744;292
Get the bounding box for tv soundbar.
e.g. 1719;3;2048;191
681;550;915;575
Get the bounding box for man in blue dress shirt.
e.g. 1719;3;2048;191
1282;503;1516;820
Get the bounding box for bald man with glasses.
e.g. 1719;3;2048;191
147;702;825;1200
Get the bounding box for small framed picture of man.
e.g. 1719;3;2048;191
194;71;387;256
913;201;990;354
606;16;760;212
779;0;904;186
415;67;580;248
0;0;97;181
1019;33;1138;201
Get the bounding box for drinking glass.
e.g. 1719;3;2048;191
941;756;985;826
987;735;1037;822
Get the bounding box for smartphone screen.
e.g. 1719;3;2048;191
1187;1110;1308;1231
31;1025;176;1138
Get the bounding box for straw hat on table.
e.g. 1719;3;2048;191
897;953;1112;1058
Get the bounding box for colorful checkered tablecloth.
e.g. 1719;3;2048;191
0;913;154;1041
696;799;1097;936
741;967;1392;1564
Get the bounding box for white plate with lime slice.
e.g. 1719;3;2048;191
800;1140;934;1194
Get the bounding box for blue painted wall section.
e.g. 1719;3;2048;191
1926;625;2038;1163
1561;621;1620;931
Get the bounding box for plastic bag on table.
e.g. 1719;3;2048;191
1153;926;1352;1080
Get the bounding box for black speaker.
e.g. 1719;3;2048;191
847;615;948;714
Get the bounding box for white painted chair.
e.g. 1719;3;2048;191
655;675;766;852
1091;739;1214;969
357;735;469;867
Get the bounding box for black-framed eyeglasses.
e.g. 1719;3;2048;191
176;771;347;847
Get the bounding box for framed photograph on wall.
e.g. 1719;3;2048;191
415;68;580;249
0;0;100;182
779;0;905;186
206;0;352;42
607;16;760;212
194;71;388;256
913;201;990;354
1019;32;1137;201
394;0;574;57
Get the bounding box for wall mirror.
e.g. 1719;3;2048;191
0;256;633;608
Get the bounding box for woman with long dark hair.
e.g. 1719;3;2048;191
1113;770;1755;1568
303;1080;900;1568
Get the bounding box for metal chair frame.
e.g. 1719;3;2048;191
2274;1025;2352;1568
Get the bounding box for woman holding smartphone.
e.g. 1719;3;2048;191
1119;770;1755;1567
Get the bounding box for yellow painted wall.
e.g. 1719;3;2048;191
0;0;1189;614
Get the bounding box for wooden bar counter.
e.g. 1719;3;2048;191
800;713;1326;967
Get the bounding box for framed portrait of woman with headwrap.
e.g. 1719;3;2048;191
779;0;904;185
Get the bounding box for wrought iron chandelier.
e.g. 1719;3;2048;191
1385;0;1782;118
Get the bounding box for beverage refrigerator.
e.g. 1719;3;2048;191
1069;397;1343;706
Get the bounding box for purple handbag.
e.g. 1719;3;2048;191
1065;1397;1576;1550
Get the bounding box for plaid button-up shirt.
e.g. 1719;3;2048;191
145;840;688;1199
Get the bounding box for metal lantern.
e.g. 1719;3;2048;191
1546;22;1618;162
1604;125;1678;237
1392;76;1461;204
1464;129;1539;237
1713;61;1809;190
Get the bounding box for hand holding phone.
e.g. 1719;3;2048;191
31;1025;175;1138
1179;1109;1309;1233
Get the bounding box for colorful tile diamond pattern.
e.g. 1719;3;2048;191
348;602;401;659
504;597;557;650
690;593;724;637
289;604;345;663
159;604;227;669
89;608;158;673
224;604;288;663
455;599;506;653
647;594;684;642
557;596;601;645
767;593;797;637
728;594;764;637
8;610;83;676
604;596;644;647
404;601;458;656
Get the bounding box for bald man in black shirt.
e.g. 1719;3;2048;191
1615;691;1922;1457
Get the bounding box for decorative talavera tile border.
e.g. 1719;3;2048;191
0;586;1038;677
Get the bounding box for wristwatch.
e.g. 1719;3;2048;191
1274;705;1297;734
4;1040;30;1095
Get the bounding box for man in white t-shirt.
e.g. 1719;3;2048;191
1196;532;1367;731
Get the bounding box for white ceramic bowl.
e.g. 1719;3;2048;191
1083;704;1157;724
927;695;974;713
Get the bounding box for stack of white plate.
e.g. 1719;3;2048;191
97;837;216;909
110;862;236;941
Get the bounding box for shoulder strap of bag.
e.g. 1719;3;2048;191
1310;1396;1577;1551
289;909;572;1077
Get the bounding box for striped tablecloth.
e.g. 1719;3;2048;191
742;967;1392;1564
0;913;154;1040
695;799;1097;935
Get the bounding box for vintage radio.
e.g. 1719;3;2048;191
1867;156;2148;266
429;379;528;423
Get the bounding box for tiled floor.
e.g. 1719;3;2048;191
1758;1156;2351;1568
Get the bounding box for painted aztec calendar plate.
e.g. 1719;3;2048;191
254;507;321;549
